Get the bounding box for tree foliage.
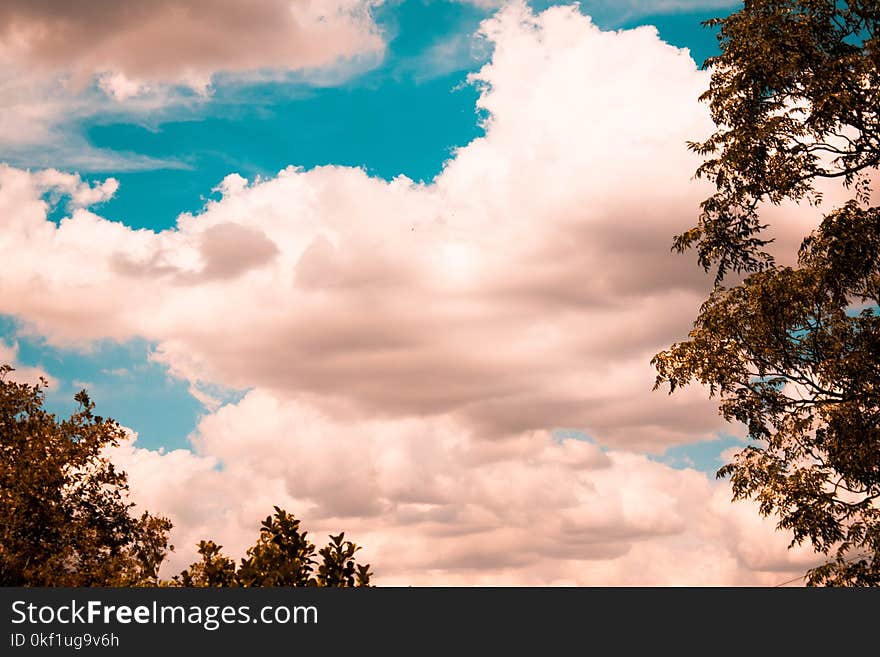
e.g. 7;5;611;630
173;540;237;587
678;0;879;280
0;365;172;586
655;203;880;585
175;506;373;587
656;0;880;585
1;364;374;587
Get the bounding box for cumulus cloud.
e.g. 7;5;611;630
0;340;57;388
0;5;729;450
0;1;384;94
111;389;820;585
0;4;834;449
0;1;385;168
32;169;119;208
0;66;195;170
460;1;740;20
593;0;739;12
0;3;841;583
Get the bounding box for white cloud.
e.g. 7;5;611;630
98;72;150;102
32;169;120;208
596;0;739;13
459;1;740;21
0;5;728;449
0;3;841;583
112;389;819;585
0;340;57;388
0;1;386;169
0;67;194;171
0;1;384;93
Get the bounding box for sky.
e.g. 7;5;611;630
0;0;839;585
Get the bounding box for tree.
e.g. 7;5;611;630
175;506;373;587
654;1;879;585
676;0;879;281
316;532;373;587
0;365;173;586
173;540;237;587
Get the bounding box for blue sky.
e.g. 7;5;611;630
3;0;730;458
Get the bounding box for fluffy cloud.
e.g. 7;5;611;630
0;5;832;450
596;0;739;12
0;3;840;583
112;389;820;585
32;169;119;208
0;1;385;168
461;1;740;21
0;340;56;388
0;1;383;95
0;5;727;450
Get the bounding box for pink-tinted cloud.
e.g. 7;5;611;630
0;4;847;583
0;6;730;450
0;0;383;94
112;389;820;585
0;340;57;388
0;1;385;168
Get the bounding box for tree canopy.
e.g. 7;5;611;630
1;365;374;587
655;0;879;585
677;0;879;281
0;365;172;586
174;507;373;587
